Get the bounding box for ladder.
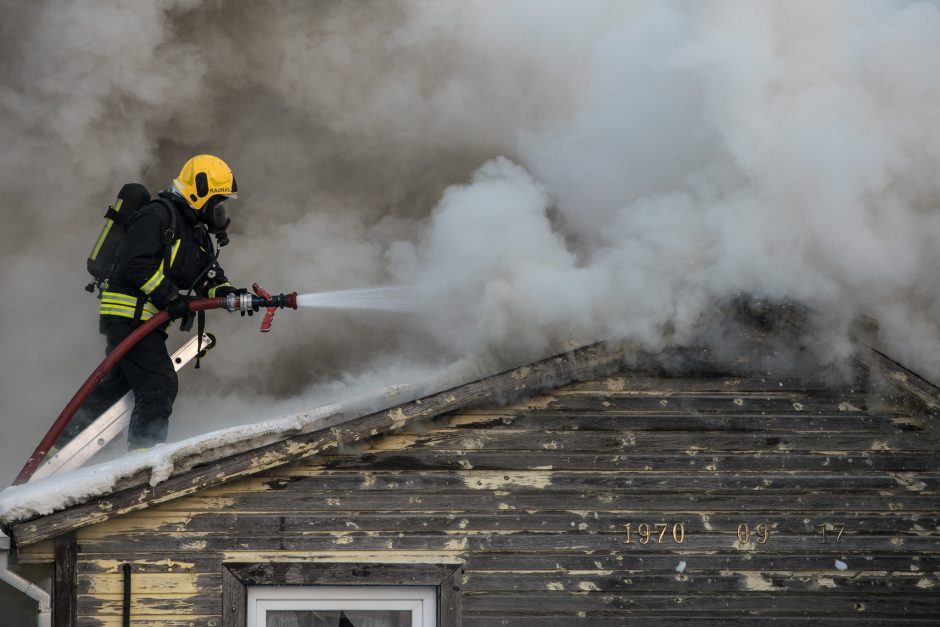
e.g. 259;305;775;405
28;333;215;482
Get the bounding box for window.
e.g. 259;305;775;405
248;586;436;627
223;563;461;627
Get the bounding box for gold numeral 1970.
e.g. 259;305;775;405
624;522;685;544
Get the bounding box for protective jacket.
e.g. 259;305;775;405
99;191;231;323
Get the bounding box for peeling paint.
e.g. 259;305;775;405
386;408;409;431
463;472;554;490
891;473;927;492
512;367;531;381
443;537;468;551
740;572;777;591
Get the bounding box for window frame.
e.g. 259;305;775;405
248;584;437;627
223;562;462;627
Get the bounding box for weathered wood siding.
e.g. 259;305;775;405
20;367;940;625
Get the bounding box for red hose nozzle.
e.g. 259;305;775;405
252;283;295;332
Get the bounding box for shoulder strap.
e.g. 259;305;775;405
152;197;178;273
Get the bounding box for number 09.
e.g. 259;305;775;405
736;523;769;544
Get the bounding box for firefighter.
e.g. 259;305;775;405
90;154;244;449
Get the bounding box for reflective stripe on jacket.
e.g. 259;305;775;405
99;291;160;321
140;239;181;295
100;192;230;322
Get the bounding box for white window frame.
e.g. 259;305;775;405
247;585;437;627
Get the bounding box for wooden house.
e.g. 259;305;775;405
3;321;939;626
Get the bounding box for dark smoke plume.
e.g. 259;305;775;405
2;0;939;485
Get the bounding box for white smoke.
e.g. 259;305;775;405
2;0;939;485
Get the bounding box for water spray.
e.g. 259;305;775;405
296;286;419;312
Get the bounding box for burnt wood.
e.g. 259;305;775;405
54;532;77;627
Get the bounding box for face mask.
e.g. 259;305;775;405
209;202;230;231
203;199;231;246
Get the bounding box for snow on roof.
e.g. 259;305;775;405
0;382;429;525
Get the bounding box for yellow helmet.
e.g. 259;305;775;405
173;154;238;211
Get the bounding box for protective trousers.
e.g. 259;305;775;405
63;320;177;450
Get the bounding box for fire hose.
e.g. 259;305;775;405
13;283;297;485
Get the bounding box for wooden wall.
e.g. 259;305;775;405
18;366;940;625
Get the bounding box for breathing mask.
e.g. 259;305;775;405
203;197;231;247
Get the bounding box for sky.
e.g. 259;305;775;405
2;0;940;487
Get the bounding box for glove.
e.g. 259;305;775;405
214;285;246;298
167;294;196;320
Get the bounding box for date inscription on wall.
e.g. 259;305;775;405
623;522;849;545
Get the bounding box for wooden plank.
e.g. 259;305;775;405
518;395;871;413
561;374;849;394
441;568;462;627
222;566;244;627
463;617;937;626
445;411;917;433
460;571;940;593
77;592;218;616
77;556;215;574
463;552;940;573
313;450;940;472
13;538;55;563
114;511;935;536
72;531;940;554
75;550;940;577
77;618;221;627
130;490;940;514
366;429;937;452
186;470;940;496
76;572;217;595
13;342;626;546
459;591;940;615
54;532;77;627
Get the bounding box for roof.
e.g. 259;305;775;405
1;341;628;544
3;324;938;547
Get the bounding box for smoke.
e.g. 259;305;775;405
2;0;940;486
